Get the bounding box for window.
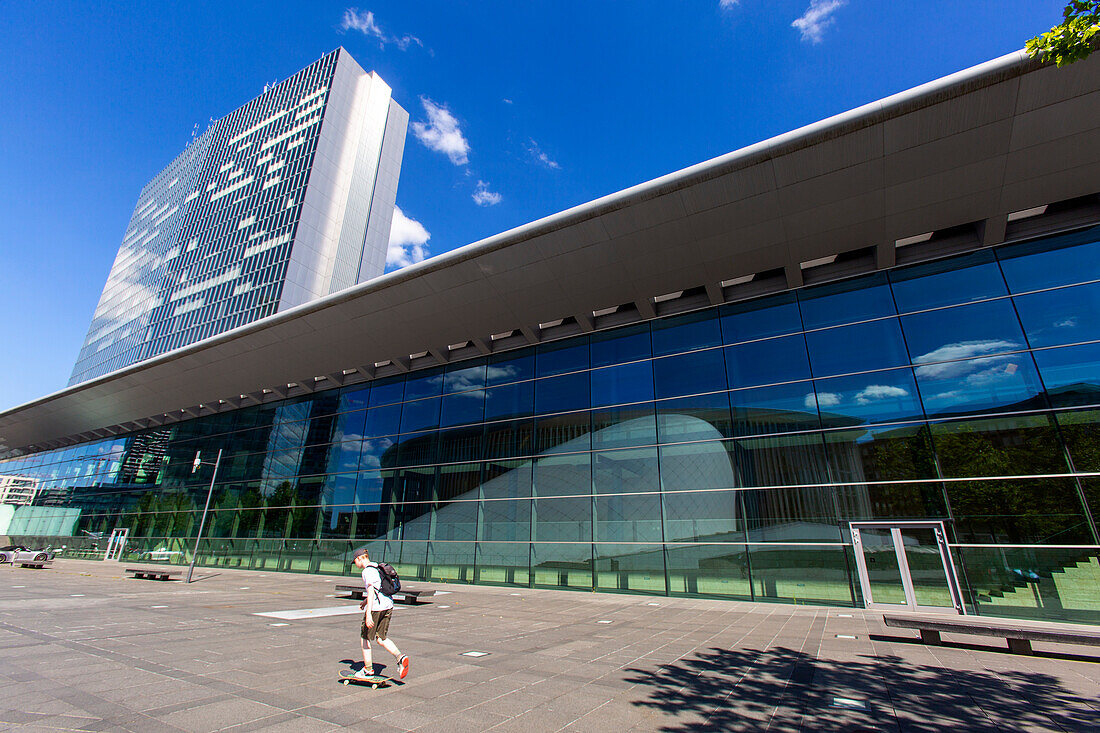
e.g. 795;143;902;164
805;318;909;377
798;273;894;329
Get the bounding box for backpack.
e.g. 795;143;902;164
374;562;401;597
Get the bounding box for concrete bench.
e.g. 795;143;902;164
883;614;1100;655
18;560;52;569
334;584;436;604
125;567;181;581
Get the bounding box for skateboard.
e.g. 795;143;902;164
340;670;392;688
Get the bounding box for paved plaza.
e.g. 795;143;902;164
0;559;1098;732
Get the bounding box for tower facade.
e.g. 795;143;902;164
69;48;408;386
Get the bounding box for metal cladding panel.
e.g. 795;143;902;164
6;50;1100;455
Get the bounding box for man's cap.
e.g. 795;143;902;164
352;548;369;561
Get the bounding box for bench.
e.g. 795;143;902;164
18;560;52;569
334;584;436;604
883;614;1100;655
125;567;181;581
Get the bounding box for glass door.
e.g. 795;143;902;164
850;521;963;614
103;528;129;562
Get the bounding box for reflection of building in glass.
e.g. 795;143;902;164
4;51;1100;623
69;49;408;385
0;475;38;505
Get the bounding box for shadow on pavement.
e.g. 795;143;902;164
623;645;1099;732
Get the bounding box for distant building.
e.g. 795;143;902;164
68;49;408;386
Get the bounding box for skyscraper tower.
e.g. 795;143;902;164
69;48;408;386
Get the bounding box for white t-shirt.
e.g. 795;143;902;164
362;563;394;611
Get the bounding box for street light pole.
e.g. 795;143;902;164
187;448;223;584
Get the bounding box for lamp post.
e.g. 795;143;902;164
187;448;223;584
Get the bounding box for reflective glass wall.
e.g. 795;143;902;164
5;227;1100;622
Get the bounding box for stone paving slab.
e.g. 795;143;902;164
0;559;1098;731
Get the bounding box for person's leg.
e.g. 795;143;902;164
377;637;401;658
374;610;409;678
357;617;374;676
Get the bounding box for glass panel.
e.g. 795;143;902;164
438;425;484;464
1014;282;1100;348
899;527;953;608
651;309;722;357
955;546;1100;624
536;338;589;377
399;397;440;433
903;299;1026;368
824;423;938;483
339;385;371;412
915;353;1047;418
594;495;663;542
889;250;1007;313
591;403;657;449
663;487;740;543
931;414;1067;477
742;486;841;541
483;419;534;459
725;334;811;389
531;542;591;589
403;367;444;401
444;359;487;393
590;360;654;407
368;376;405;407
397;431;436;467
534;453;591;497
730;381;821;436
836;482;947;522
535;411;591;453
1056;408;1100;471
332;409;367;442
997;227;1100;293
806;318;909;377
749;545;854;605
594;544;665;593
363;404;402;438
483;380;534;421
732;435;826;487
666;543;750;598
534;371;590;414
475;542;530;586
857;527;907;605
533;496;591;543
813;369;923;428
590;323;652;367
652;348;727;399
799;273;894;329
945;478;1092;545
594;447;659;494
359;437;398;471
1034;343;1100;408
440;389;486;427
487;348;535;386
720;292;802;345
656;392;732;443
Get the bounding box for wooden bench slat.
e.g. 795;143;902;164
883;614;1100;654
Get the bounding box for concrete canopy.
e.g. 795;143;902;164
4;49;1100;456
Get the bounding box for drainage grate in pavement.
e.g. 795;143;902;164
831;697;867;710
836;634;857;639
597;620;613;624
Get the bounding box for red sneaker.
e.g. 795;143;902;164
398;654;410;679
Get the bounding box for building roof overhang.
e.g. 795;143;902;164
4;49;1100;456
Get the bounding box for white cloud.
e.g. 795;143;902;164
526;139;561;170
791;0;847;43
855;384;909;405
502;98;514;105
341;8;422;50
411;97;470;165
387;206;430;269
806;392;840;409
719;0;740;8
912;340;1022;376
472;180;502;207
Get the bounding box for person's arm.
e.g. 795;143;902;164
363;570;375;627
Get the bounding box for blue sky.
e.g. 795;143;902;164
0;1;1067;411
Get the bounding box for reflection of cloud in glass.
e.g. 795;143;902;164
805;392;840;409
444;372;485;393
359;438;395;469
916;353;1020;381
485;365;520;383
854;385;908;405
1055;317;1078;329
912;339;1020;367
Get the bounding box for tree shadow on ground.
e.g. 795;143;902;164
623;645;1100;732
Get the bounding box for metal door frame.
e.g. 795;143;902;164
103;528;129;562
850;521;965;614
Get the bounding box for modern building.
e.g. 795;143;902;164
68;49;408;386
2;50;1100;624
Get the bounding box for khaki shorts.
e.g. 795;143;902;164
361;609;392;642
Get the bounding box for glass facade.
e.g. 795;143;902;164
6;227;1100;623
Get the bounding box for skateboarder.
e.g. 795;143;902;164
352;549;410;680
